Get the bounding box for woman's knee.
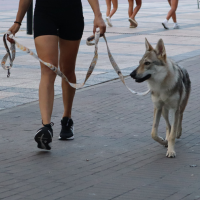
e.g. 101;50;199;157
170;7;177;12
112;7;118;13
41;64;57;82
60;68;75;81
107;5;111;11
113;4;118;10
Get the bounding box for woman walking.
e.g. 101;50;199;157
105;0;118;27
162;0;179;29
128;0;142;28
7;0;106;150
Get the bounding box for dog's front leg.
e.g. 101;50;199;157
162;107;171;145
151;107;168;146
166;109;179;158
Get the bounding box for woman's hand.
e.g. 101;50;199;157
7;23;21;43
93;13;106;36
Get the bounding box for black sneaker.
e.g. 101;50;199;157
34;122;54;150
59;117;74;140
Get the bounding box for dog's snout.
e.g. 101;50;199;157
130;69;137;79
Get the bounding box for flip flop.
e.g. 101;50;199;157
129;18;138;27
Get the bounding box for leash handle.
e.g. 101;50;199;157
87;35;95;42
1;31;16;78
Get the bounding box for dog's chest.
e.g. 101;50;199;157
151;92;168;102
151;91;179;109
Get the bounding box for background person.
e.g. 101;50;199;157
128;0;142;28
162;0;179;29
7;0;106;150
105;0;118;27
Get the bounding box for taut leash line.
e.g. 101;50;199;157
87;34;150;96
1;31;150;95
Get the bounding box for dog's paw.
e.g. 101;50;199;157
166;149;176;158
176;128;182;139
176;132;182;139
158;137;168;146
159;136;165;141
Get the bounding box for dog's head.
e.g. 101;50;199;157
130;38;167;83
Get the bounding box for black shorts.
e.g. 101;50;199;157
34;0;84;40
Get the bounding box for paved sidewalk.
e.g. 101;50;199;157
0;0;200;110
0;1;200;199
0;54;200;200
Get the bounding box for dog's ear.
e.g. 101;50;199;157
155;39;166;61
145;38;153;51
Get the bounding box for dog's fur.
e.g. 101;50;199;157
130;38;191;158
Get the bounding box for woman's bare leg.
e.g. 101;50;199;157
167;0;177;22
106;0;111;17
166;0;178;22
130;0;142;19
59;38;81;118
109;0;118;18
128;0;134;18
34;35;58;125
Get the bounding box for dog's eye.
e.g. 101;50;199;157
144;62;151;65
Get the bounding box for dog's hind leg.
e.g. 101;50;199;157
166;109;179;158
151;107;168;146
176;94;190;139
176;111;183;139
162;107;171;146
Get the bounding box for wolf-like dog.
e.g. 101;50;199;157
130;38;191;158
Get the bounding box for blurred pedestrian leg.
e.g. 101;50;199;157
162;0;180;29
128;0;142;28
105;0;118;27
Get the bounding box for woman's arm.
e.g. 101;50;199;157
15;0;32;23
87;0;106;35
8;0;32;42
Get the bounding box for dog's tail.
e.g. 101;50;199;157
181;67;191;94
178;66;191;112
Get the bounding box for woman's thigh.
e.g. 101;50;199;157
34;35;59;76
135;0;142;6
111;0;118;8
59;38;81;74
171;0;178;9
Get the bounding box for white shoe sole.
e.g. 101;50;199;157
58;135;74;140
106;18;113;27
